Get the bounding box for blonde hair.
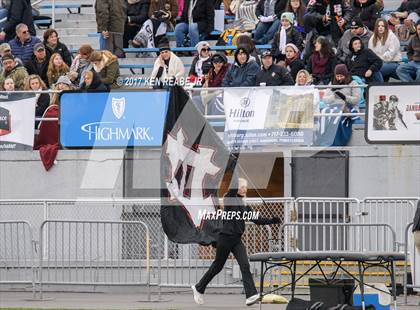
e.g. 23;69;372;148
24;74;47;91
47;53;69;85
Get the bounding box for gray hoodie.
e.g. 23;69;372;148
336;27;372;63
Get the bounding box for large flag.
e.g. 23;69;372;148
160;86;232;245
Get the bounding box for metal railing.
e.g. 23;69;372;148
404;222;420;304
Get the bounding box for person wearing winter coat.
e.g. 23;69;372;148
124;0;150;48
336;17;372;64
322;64;362;112
89;50;121;89
150;41;185;87
396;20;420;82
284;43;304;81
188;41;212;85
0;0;35;42
80;70;108;91
388;0;420;28
256;49;294;86
175;0;214;47
222;47;260;87
24;74;49;127
8;23;41;64
347;0;381;31
95;0;127;58
306;36;337;85
43;29;72;67
148;0;178;29
25;43;50;87
295;69;314;86
69;44;95;87
47;53;69;87
205;53;230;88
345;36;383;82
254;0;288;44
271;12;303;63
0;53;28;90
368;18;402;81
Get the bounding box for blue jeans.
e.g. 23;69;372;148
380;62;399;81
0;9;8;43
371;71;384;83
396;61;420;82
254;20;280;44
175;22;200;47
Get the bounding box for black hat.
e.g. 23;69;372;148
2;54;14;62
261;50;272;58
158;37;170;52
211;53;227;63
350;17;364;29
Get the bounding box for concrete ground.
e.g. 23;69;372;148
1;291;419;310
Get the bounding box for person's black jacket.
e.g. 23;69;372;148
35;93;50;120
255;0;288;19
256;64;294;86
348;0;381;30
44;41;73;67
306;0;351;21
25;55;50;87
413;200;420;232
179;0;214;35
3;0;35;41
220;192;280;238
397;0;420;16
127;0;150;26
271;27;303;62
81;72;108;91
345;37;382;79
188;56;213;77
287;58;305;81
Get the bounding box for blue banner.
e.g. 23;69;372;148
60;91;169;148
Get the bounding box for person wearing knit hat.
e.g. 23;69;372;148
284;43;304;81
205;53;230;88
188;41;212;85
222;47;260;87
254;0;287;45
271;12;303;63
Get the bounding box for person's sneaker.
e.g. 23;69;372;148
191;285;204;305
245;294;260;306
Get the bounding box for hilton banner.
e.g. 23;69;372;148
0;93;36;150
223;87;317;149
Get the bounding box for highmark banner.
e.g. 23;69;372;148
60;91;170;148
223;87;316;149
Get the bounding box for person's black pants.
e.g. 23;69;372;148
195;234;258;298
123;24;140;48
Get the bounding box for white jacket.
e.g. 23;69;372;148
151;52;185;81
368;31;402;62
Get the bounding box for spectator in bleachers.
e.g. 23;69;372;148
80;71;108;91
368;18;402;82
387;0;420;32
150;40;185;87
124;0;151;48
90;50;121;89
188;41;212;85
175;0;214;47
0;0;35;42
346;36;383;82
284;43;304;81
256;49;294;86
25;43;50;88
205;53;230;87
347;0;381;31
47;53;69;87
396;20;420;82
24;74;49;126
8;23;41;64
322;64;362;112
95;0;127;58
0;2;8;39
336;17;372;64
0;42;23;71
253;0;287;45
222;47;260;87
271;12;303;63
306;36;336;85
303;0;351;42
2;77;14;91
236;33;261;66
43;29;72;67
69;44;94;87
149;0;178;30
0;53;28;90
295;69;313;85
285;0;306;34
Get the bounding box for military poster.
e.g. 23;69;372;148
366;84;420;144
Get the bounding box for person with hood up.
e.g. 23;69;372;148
256;49;294;86
89;50;121;89
124;0;150;48
306;36;337;85
0;53;28;90
295;69;313;86
254;0;288;45
336;17;372;64
188;41;212;85
80;70;108;91
396;20;420;82
222;47;260;87
43;29;72;67
284;43;304;81
205;53;230;87
346;36;383;82
150;39;185;87
271;12;303;63
322;64;362;112
347;0;381;31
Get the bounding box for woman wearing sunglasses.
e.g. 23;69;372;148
188;41;212;86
